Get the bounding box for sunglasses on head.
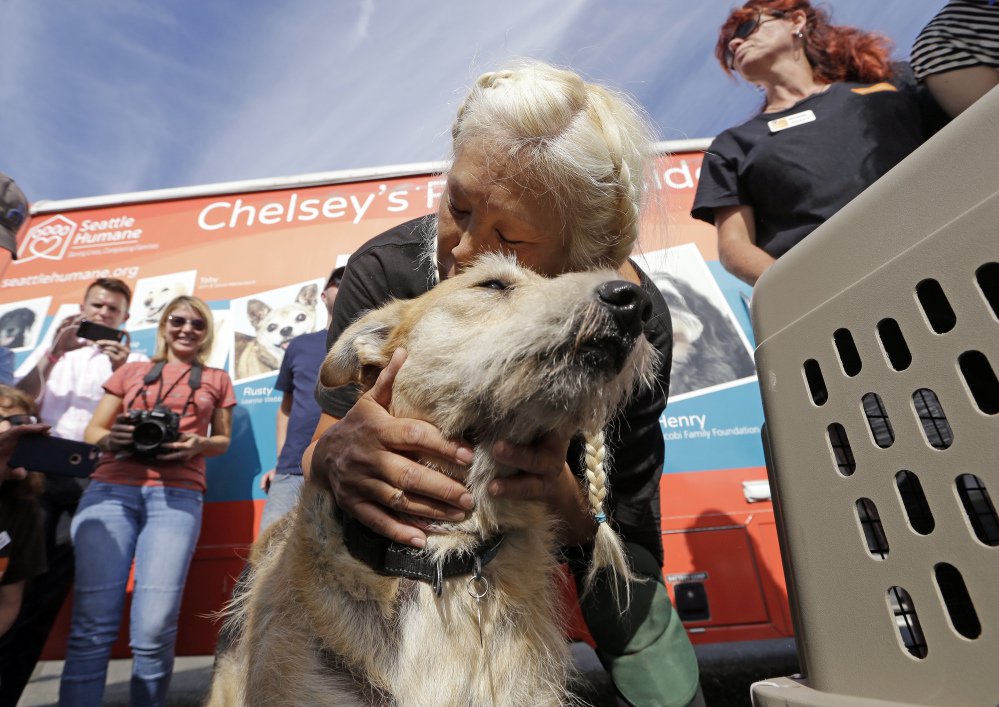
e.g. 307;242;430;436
0;413;38;426
724;9;786;68
167;314;207;332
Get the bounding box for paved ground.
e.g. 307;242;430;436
19;656;213;707
19;640;798;706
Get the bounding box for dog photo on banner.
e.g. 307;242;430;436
0;295;51;351
637;243;756;399
127;270;198;330
229;279;324;384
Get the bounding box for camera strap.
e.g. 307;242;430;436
138;361;203;416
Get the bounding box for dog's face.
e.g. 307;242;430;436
322;255;658;443
142;283;187;323
0;308;36;348
247;284;318;355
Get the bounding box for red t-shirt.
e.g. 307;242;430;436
92;361;236;492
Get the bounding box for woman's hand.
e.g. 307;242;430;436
489;429;596;545
311;349;475;548
488;429;573;502
103;420;136;453
157;433;206;461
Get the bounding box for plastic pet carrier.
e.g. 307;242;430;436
750;87;999;706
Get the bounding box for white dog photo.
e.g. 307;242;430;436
229;279;325;383
127;271;197;330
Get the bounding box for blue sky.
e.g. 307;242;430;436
4;0;943;202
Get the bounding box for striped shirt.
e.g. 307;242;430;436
911;0;999;80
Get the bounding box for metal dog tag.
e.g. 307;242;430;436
467;558;489;648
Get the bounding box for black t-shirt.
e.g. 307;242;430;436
318;215;673;566
691;79;925;258
0;490;46;586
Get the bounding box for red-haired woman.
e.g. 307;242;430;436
692;0;933;286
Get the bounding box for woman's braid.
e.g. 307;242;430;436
583;428;633;606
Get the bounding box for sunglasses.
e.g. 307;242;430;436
0;413;39;426
167;314;208;332
724;9;786;68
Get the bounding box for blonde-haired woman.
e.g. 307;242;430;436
61;295;235;707
307;62;702;707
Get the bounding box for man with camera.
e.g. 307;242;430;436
0;278;146;706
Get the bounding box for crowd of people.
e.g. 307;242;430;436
0;1;995;705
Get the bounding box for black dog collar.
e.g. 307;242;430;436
336;506;504;596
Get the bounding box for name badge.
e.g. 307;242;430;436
768;109;816;133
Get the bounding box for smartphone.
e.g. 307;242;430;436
8;435;100;478
76;320;127;344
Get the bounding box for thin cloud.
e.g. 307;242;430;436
3;0;946;202
349;0;376;50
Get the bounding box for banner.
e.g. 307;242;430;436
2;151;785;653
2;152;761;498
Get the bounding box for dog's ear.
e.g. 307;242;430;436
247;299;271;328
296;284;319;308
319;301;405;391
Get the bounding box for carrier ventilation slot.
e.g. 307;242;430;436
887;586;927;659
863;393;894;448
856;498;889;559
956;474;999;546
975;262;998;320
895;471;934;535
803;359;828;405
916;278;957;334
958;351;999;415
934;563;981;640
834;328;862;377
827;423;855;476
912;389;953;449
877;318;912;371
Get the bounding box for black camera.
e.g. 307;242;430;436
119;407;181;456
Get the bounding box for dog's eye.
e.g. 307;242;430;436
267;324;278;332
296;313;306;322
476;279;509;291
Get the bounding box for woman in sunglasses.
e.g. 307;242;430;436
692;0;937;286
61;295;235;707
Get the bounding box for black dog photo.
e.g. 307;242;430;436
642;244;756;398
0;296;51;351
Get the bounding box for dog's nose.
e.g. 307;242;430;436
596;280;651;337
280;326;293;337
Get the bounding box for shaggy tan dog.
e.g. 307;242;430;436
208;255;658;706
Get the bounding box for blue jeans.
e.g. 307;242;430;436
259;473;303;533
60;481;202;707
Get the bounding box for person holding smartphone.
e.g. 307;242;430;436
16;277;140;406
0;278;147;706
61;295;234;707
